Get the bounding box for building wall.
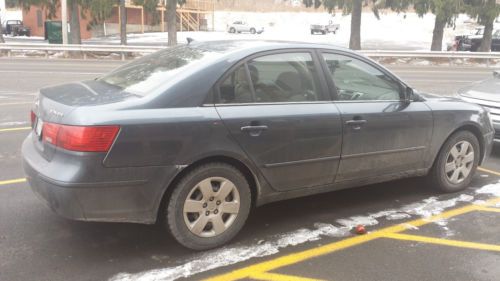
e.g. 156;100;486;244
22;5;93;39
22;5;160;39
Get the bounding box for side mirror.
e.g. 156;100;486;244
403;86;413;103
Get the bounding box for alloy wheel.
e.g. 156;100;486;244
444;140;475;184
183;177;240;237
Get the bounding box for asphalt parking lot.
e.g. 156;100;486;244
1;58;500;281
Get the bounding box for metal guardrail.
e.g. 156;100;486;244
0;43;165;60
0;43;499;62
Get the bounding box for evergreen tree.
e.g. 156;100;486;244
303;0;409;50
464;0;500;51
413;0;463;51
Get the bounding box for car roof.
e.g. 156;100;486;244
189;40;355;59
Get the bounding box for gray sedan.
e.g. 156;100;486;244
22;41;494;250
458;70;500;141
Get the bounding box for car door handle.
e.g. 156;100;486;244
241;125;269;132
345;119;367;130
345;120;367;125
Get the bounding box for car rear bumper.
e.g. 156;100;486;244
22;133;179;224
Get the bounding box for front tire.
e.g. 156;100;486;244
428;131;479;192
250;28;256;34
166;163;251;250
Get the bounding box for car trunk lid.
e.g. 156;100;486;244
32;80;136;161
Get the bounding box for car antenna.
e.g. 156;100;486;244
187;37;194;45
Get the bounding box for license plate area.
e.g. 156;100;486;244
35;118;44;138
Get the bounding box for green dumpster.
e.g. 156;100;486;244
45;21;62;44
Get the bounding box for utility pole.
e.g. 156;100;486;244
61;0;68;45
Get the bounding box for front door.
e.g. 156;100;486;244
215;51;342;191
319;52;433;183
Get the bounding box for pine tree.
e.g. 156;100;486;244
464;0;500;52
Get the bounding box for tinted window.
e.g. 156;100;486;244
219;65;253;104
247;53;322;102
322;53;401;101
99;45;221;96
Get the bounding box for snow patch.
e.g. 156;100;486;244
0;121;28;126
110;225;343;281
475;181;500;197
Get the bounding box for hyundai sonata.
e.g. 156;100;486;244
22;40;494;250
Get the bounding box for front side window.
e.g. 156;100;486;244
322;53;401;101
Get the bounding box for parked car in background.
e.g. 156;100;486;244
23;40;494;250
448;27;483;51
457;70;500;141
227;21;264;34
310;21;339;34
2;20;31;37
470;29;500;52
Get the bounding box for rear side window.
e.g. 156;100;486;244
218;52;322;104
322;53;401;101
219;65;253;104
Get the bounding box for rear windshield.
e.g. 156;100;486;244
99;45;220;96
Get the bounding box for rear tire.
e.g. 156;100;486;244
250;28;256;34
229;27;236;33
428;130;479;192
166;163;251;250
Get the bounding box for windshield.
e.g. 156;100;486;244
99;45;220;96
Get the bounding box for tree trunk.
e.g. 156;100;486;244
119;0;127;45
69;0;81;44
167;0;177;46
349;0;362;50
479;20;493;52
0;13;5;43
430;15;446;51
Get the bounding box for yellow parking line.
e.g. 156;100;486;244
250;272;325;281
204;197;500;281
478;167;500;177
473;206;500;213
0;127;31;133
0;178;26;186
381;232;500;252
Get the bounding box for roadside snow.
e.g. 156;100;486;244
110;181;500;281
85;12;482;51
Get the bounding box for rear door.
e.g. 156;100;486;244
318;51;433;183
215;50;342;191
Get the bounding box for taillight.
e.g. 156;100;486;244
30;110;36;128
41;123;120;152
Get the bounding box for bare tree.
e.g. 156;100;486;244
119;0;127;45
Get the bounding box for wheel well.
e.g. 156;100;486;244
435;125;485;167
156;156;259;223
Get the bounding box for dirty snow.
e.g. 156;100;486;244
110;181;500;281
475;180;500;197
